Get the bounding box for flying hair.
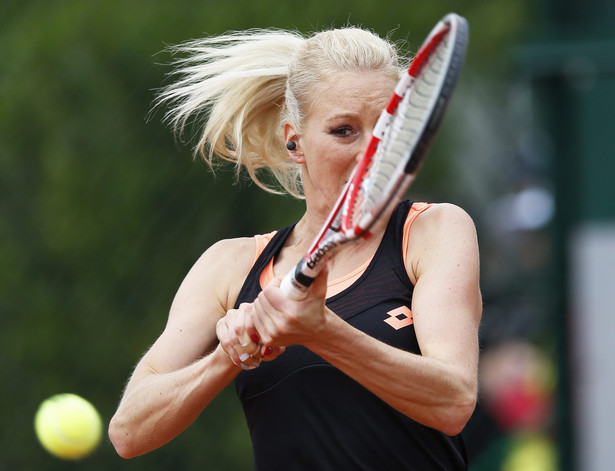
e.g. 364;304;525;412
156;27;403;198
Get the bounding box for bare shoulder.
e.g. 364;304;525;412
415;202;474;229
412;202;477;243
198;236;256;275
181;236;257;313
138;236;257;373
407;203;479;282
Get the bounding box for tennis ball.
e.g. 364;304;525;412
34;393;103;460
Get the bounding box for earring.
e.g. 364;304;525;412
286;141;297;151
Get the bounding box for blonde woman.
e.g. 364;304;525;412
109;27;482;470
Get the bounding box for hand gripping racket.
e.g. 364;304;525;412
280;13;469;300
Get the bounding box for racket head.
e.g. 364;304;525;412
342;13;469;237
280;13;469;300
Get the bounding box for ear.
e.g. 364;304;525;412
284;123;305;164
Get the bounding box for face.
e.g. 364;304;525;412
290;70;397;208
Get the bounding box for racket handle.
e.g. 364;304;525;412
280;266;314;301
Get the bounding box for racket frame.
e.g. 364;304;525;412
281;13;469;299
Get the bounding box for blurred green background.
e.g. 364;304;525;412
3;0;613;470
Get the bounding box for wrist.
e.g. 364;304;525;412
212;343;241;373
304;307;342;351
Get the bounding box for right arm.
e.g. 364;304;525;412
108;237;255;458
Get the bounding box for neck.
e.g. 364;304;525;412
286;214;324;252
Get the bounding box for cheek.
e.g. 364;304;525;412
309;144;351;178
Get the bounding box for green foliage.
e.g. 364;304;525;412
1;0;532;469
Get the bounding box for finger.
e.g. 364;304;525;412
239;304;262;357
216;316;243;367
220;308;256;365
219;316;261;370
238;353;261;370
260;345;286;361
309;265;329;299
243;303;262;347
252;291;281;346
229;304;262;369
230;308;248;358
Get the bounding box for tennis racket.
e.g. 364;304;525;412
280;12;469;300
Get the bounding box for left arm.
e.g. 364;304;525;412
250;203;482;435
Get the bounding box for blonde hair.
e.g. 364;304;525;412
157;27;403;198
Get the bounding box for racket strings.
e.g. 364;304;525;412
351;32;450;228
380;33;450;165
344;20;462;235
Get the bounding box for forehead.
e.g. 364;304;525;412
308;70;397;119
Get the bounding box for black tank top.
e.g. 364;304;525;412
234;201;467;470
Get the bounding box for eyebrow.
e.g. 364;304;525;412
324;112;361;123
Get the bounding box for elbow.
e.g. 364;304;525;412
108;415;140;459
439;389;477;436
432;389;477;436
440;409;474;436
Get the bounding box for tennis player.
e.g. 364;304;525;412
109;26;482;470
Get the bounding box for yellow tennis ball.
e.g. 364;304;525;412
34;393;103;460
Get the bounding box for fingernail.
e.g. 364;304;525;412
250;334;260;343
264;346;273;356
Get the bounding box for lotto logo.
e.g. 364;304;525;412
384;306;414;330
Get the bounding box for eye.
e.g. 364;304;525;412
329;126;355;138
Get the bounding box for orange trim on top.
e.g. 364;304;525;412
255;203;434;296
402;202;433;269
255;231;277;289
325;258;372;297
253;231;277;264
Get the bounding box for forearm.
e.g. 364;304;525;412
307;313;477;435
109;345;238;458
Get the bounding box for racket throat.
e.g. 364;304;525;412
305;236;344;271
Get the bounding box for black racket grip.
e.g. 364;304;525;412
280;264;316;300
